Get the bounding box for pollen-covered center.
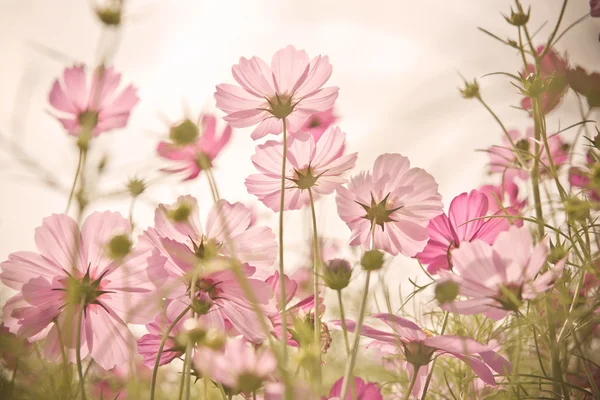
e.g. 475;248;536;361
290;166;320;190
308;117;320;128
56;266;113;308
170;119;199;146
78;110;99;130
266;93;294;119
356;192;403;231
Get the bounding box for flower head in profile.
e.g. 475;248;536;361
1;212;164;370
325;376;382;400
488;127;568;179
440;226;565;320
416;190;517;274
246;126;357;211
139;196;277;342
194;338;277;395
520;45;569;115
215;45;338;140
300;108;338;141
336;154;443;256
340;314;511;399
49;64;139;138
157;114;232;181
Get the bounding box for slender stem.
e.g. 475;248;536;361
420;312;449;400
177;356;188;400
405;366;421;400
307;187;322;388
75;302;87;400
54;319;72;393
542;0;568;57
150;305;192;400
338;270;372;400
279;118;289;374
182;272;199;400
337;290;351;355
66;148;84;213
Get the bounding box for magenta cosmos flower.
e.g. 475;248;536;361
1;212;164;370
194;337;277;395
336;154;443;256
49;64;139;137
139;196;277;342
245;126;357;211
157;114;232;181
341;314;510;398
214;45;339;140
416;189;517;274
440;226;565;320
300;108;338;141
488;127;568;179
325;376;382;400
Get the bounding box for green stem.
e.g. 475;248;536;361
419;312;449;400
307;187;322;389
54;319;71;394
75;302;87;400
337;290;351;355
150;305;192;400
182;273;199;400
405;366;421;400
177;355;188;400
542;0;568;56
279;118;289;377
66;148;84;213
338;270;372;400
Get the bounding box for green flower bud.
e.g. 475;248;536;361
96;2;121;26
435;280;459;304
108;234;132;259
361;249;385;271
191;292;213;315
548;240;568;264
565;197;591;223
460;79;480;99
322;258;352;290
503;7;530;26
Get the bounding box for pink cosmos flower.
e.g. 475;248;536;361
325;376;383;400
340;314;511;399
479;172;527;215
336;154;443;256
300;108;338;142
520;46;569;115
157;114;232;181
49;64;139;137
0;212;164;370
194;338;277;395
569;150;600;202
488;127;568;179
440;226;565;320
214;45;339;140
245;126;357;211
139;196;276;342
416;190;516;274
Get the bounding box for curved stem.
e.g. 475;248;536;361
66;148;84;214
279;118;289;371
75;302;87;400
405;366;421;400
150;305;192;400
338;270;372;400
419;312;449;400
307;187;322;388
337;290;351;355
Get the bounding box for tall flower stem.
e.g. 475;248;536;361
66;148;84;214
279;118;289;369
181;273;199;400
419;312;449;400
75;302;87;400
150;305;192;400
405;366;421;400
54;319;71;393
337;290;351;355
307;187;322;388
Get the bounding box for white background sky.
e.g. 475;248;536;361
0;0;599;311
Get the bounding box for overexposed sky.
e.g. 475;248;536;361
0;0;598;307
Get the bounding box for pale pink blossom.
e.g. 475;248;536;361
194;338;277;394
300;108;338;141
440;226;565;320
340;314;511;398
246;126;357;211
569;150;600;202
49;65;139;137
157;114;232;181
336;154;443;256
139;196;276;342
215;45;339;140
1;212;164;370
488;128;568;179
479;172;527;214
416;190;515;274
325;376;383;400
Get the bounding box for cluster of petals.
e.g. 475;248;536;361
215;45;339;139
157;114;232;181
336;153;443;256
478;172;527;214
0;212;164;370
416;189;520;274
439;226;565;319
246;126;357;211
300;108;338;141
138;196;277;342
49;64;139;137
569;149;600;202
339;313;511;398
488;127;568;179
325;376;383;400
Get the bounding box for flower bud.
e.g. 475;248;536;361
203;328;226;350
127;177;146;197
522;73;546;98
565;197;591;223
191;292;214;315
548;240;568;264
322;258;352;290
170;119;199;146
503;7;530;26
435;280;459;304
108;234;132;259
97;154;108;173
460;79;480;99
361;249;385;271
95;2;121;26
178;318;207;347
